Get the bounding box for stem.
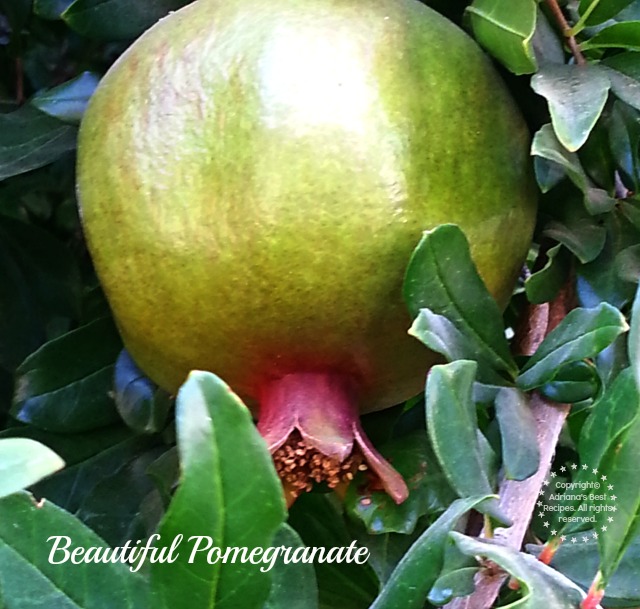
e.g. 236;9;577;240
567;0;601;36
444;283;576;609
545;0;587;65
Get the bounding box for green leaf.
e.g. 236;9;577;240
369;496;494;609
409;309;508;385
517;303;628;391
467;0;537;75
0;106;76;181
263;524;318;609
630;284;640;390
345;430;456;535
62;0;190;40
0;492;151;608
581;21;640;51
495;387;540;481
531;124;616;214
31;71;100;123
597;400;640;580
579;368;638;478
531;65;611;152
426;361;498;513
452;533;587;606
34;0;74;19
0;438;64;497
525;244;571;304
151;371;286;609
12;317;122;432
403;224;517;378
579;0;635;25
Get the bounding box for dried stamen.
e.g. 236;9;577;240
272;431;367;501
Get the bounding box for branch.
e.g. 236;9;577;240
545;0;587;66
444;284;575;609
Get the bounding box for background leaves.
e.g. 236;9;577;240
2;0;640;607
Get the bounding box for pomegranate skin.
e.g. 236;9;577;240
77;0;537;413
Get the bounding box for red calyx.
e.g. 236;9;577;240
257;371;409;506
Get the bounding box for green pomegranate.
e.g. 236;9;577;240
77;0;536;504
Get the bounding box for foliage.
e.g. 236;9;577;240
1;0;640;608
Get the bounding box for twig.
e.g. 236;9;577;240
444;284;576;609
545;0;587;66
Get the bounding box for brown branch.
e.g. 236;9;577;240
545;0;587;66
444;283;578;609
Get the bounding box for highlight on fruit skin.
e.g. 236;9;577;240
76;0;537;503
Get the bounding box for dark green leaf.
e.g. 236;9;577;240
263;524;318;609
114;349;172;434
467;0;537;74
525;244;571;304
577;212;640;308
530;8;565;68
369;496;494;609
609;101;640;190
12;317;122;432
0;438;64;497
31;71;100;123
616;244;640;283
603;66;640;113
579;0;635;25
62;0;191;40
288;494;378;609
31;433;159;515
539;360;600;403
517;303;628;390
0;106;76;181
0;215;81;371
531;125;616;214
495;387;540;481
345;430;456;535
427;567;478;605
531;64;611;152
75;446;165;547
530;534;640;605
426;361;498;513
403;224;517;378
581;21;640;51
33;0;75;19
146;446;178;506
0;492;152;608
452;533;587;605
151;371;286;609
543;218;607;265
